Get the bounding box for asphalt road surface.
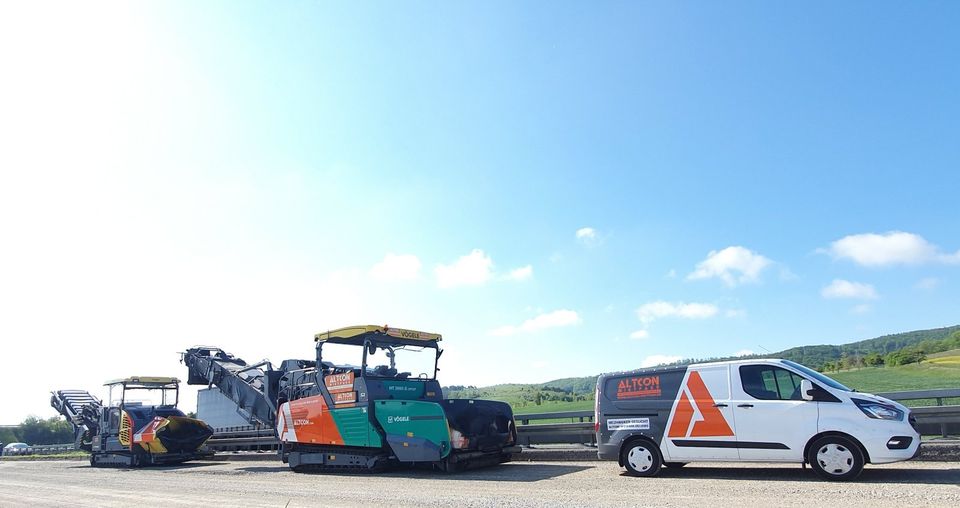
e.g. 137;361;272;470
1;459;958;507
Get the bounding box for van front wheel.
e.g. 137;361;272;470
807;435;864;481
621;439;662;477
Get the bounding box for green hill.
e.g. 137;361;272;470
774;325;960;369
443;325;960;414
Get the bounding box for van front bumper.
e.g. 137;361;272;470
858;425;921;464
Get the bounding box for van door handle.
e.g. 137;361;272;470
737;404;754;408
713;403;728;408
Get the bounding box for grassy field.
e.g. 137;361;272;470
927;349;960;360
831;356;960;392
830;354;960;406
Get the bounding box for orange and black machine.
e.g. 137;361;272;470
183;325;520;472
51;377;213;467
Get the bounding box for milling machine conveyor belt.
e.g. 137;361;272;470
50;389;101;423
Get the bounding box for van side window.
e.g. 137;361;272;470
739;365;805;400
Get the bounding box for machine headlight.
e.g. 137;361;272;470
853;398;904;421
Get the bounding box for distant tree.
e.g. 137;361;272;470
886;347;927;366
0;427;20;445
911;349;928;365
947;331;960;349
885;351;900;366
864;353;884;367
843;354;865;370
917;339;946;354
18;416;74;445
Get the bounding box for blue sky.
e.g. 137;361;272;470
1;2;958;423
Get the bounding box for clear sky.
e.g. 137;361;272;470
1;2;958;424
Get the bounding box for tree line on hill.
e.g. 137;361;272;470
444;384;591;407
773;325;960;371
819;330;960;372
672;325;960;372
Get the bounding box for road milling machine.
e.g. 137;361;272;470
182;325;520;472
51;377;214;466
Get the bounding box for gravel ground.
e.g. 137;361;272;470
1;459;958;507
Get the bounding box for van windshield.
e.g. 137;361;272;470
782;360;853;392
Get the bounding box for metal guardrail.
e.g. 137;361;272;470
515;411;595;446
197;388;960;452
1;443;75;456
876;388;960;402
205;426;279;452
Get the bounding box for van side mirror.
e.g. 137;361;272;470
800;379;814;401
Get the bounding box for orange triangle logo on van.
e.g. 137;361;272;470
667;371;735;438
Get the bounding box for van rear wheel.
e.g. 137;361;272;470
621;439;662;477
807;435;864;481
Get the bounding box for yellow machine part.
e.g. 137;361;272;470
118;411;132;447
139;440;167;453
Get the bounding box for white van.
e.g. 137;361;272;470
595;359;920;481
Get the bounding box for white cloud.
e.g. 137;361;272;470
575;227;601;246
629;330;650;340
435;249;494;288
489;309;581;336
825;231;960;267
368;253;421;281
506;265;533;281
725;309;747;318
636;301;719;325
851;304;872;314
640;355;682;368
915;277;940;290
779;267;800;282
688;246;772;286
532;360;548;369
821;279;878;300
576;227;596;240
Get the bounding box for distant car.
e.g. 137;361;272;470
2;443;29;456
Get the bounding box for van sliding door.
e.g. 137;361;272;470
662;365;739;461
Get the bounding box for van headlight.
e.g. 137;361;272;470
853;398;904;421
